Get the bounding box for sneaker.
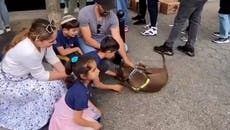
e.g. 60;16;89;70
177;44;195;57
133;19;146;25
124;25;129;32
74;7;80;13
64;7;69;14
141;27;157;36
212;37;230;44
132;15;142;20
180;35;188;42
212;32;230;37
181;30;187;35
124;43;128;52
153;44;174;56
5;26;11;32
143;23;151;29
0;29;4;35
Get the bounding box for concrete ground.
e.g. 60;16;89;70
1;1;230;130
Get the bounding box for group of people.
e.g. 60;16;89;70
0;0;132;130
0;0;230;130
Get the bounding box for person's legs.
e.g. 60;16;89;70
153;0;197;56
212;14;230;44
147;0;158;27
64;0;70;14
177;1;206;57
117;0;129;26
78;37;96;53
139;0;147;19
133;0;147;25
186;1;206;47
165;2;195;48
69;0;79;14
141;0;158;36
219;14;230;38
0;0;10;31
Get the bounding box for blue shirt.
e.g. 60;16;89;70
53;30;79;57
65;81;90;111
86;51;109;72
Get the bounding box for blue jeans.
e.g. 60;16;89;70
116;0;129;26
78;36;108;53
0;0;10;30
78;37;96;53
219;14;230;38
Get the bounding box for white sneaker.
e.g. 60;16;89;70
180;35;188;42
0;30;4;35
141;27;157;36
143;23;151;29
64;7;69;14
212;32;230;37
5;26;11;32
74;7;80;13
212;37;230;44
124;43;128;52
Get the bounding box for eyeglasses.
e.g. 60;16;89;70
97;24;102;34
42;20;56;34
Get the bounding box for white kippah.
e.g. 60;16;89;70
60;15;77;25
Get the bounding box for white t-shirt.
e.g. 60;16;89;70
2;37;60;81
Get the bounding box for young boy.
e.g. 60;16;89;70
53;15;83;62
86;36;123;92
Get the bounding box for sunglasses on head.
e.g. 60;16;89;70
42;20;56;34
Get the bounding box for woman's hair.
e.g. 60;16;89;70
4;18;56;54
100;36;120;52
61;15;79;29
65;55;95;87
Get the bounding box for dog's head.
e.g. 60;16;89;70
116;62;150;92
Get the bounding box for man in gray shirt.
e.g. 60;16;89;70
78;0;133;67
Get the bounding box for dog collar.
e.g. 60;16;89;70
131;78;150;91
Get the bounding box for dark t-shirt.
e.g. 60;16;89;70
53;30;79;57
219;0;230;14
86;51;109;72
65;81;89;111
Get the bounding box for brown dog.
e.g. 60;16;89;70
117;54;168;92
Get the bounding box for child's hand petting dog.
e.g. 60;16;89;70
111;84;123;92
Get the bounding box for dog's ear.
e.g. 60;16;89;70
135;62;146;71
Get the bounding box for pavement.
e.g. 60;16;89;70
1;1;230;130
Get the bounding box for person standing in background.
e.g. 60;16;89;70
0;0;11;35
116;0;129;32
140;0;158;36
132;0;147;25
212;0;230;44
154;0;207;57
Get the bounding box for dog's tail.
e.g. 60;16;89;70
161;53;166;69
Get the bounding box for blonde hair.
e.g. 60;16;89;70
4;18;56;54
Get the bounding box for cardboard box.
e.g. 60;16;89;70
160;1;180;15
130;0;139;12
159;0;178;2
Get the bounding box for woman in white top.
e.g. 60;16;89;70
0;18;67;130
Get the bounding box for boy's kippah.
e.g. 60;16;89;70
60;15;77;25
